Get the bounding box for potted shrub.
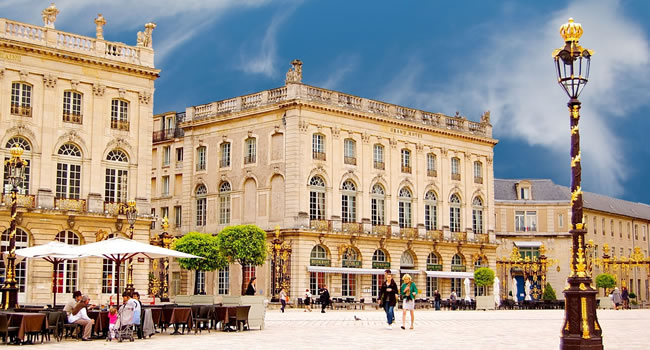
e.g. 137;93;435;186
629;292;638;309
172;232;226;303
595;273;616;309
474;267;496;310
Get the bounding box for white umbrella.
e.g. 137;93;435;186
525;280;532;301
512;277;518;302
494;277;501;307
15;241;87;307
463;277;472;302
74;237;201;302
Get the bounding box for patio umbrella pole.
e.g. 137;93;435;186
115;256;121;306
52;260;59;308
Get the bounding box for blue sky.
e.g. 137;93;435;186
4;0;650;203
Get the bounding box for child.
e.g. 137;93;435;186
108;307;118;340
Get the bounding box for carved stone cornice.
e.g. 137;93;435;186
43;74;57;88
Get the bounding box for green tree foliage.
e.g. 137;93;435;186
595;273;616;294
542;283;557;301
473;267;495;287
215;225;268;266
172;232;226;271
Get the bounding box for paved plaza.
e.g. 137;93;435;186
41;309;649;349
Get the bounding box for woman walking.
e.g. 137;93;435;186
304;289;312;312
245;277;257;295
400;274;418;329
377;269;399;330
279;288;287;313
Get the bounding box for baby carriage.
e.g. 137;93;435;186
109;301;135;342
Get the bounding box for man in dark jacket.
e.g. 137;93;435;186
434;290;441;310
319;285;330;313
377;270;399;329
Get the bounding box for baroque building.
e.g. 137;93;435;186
495;179;650;303
0;7;158;304
151;60;498;301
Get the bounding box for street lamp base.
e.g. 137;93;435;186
560;276;603;350
1;285;19;309
125;285;135;295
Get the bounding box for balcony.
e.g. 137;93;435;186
451;173;461;181
2;194;35;208
244;155;256;164
452;231;467;241
374;161;385;170
10;105;32;117
342;222;363;234
474;176;483;184
220;159;231;168
103;201;124;215
313;151;326;161
63;112;82;124
427;169;437;177
426;230;443;241
372;225;391;237
475;233;489;243
451;265;467;272
111;120;130;131
310;219;331;231
401;165;412;174
55;198;86;211
153;128;185;143
344;157;357;165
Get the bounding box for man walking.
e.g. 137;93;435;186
320;285;330;313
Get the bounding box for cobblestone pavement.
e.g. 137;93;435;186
43;309;649;349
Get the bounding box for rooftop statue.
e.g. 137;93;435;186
285;59;303;84
41;3;59;29
94;14;106;40
137;22;157;48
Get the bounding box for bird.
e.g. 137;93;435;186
354;315;361;321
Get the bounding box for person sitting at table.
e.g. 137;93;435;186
245;277;257;295
64;291;83;314
68;296;95;341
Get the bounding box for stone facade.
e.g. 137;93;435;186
151;61;498;302
0;9;159;304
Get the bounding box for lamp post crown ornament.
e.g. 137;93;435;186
560;18;583;43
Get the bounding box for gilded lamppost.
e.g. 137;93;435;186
553;18;603;349
2;146;27;309
159;217;173;301
124;200;138;293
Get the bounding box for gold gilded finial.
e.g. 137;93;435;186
560;18;583;43
162;216;169;231
9;146;24;158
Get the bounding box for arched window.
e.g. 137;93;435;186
219;182;231;225
373;249;387;263
473;161;483;183
371;249;388;297
56;144;82;199
195;185;207;226
451;253;465;272
424;191;437;231
426;252;440;297
110;99;129;130
3;137;32;194
398;187;412;228
344;138;356;165
309;245;328;296
373;144;384;169
63;90;83;123
450;194;461;232
401;149;411;173
312;134;325;160
427;252;440;265
105;150;129;203
309;176;326;220
400;251;415;268
310;245;328;260
1;228;29;293
474;256;488;268
341;248;358;297
472;196;484;234
341;180;357;223
11;82;32;117
342;248;358;262
371;184;385;226
427;153;437;177
55;230;81;293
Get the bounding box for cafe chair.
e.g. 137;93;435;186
0;314;18;344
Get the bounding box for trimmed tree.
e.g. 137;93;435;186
474;267;495;295
172;232;227;294
542;283;557;301
595;273;616;296
215;225;268;295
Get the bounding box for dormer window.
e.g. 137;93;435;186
516;181;532;200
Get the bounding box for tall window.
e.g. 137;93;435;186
162;146;170;166
105;150;129;203
450;194;461;232
176;147;183;164
472;196;484;234
401;149;411;173
55;230;80;293
427;153;437;177
174;205;182;227
342;274;356;297
426;251;440;297
373;144;384;169
220;142;231;168
309;245;328;296
161;176;170;197
0;228;28;293
63;91;82;123
195;185;207;226
219;181;231;224
243;265;256;289
398;187;412;228
451;278;462;294
474;161;483;183
11;82;32;117
56;144;82;199
424;191;438;230
3;137;32;194
515;211;537;232
451;253;464;272
312;134;325;160
244;138;256;164
451;157;461;180
161;207;169;221
196;146;206;171
341;180;357;223
194;270;206;294
102;256;126;294
344;139;356;165
371;184;385;226
218;268;229;295
110;99;129;130
309;176;326;220
371;249;387;297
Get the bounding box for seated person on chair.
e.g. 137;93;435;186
68;296;95;341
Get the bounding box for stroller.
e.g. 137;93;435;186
109;301;135;342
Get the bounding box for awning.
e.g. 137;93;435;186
514;241;543;248
307;266;399;275
425;271;474;279
400;269;422;275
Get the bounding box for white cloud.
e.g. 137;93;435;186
317;54;360;90
380;0;650;197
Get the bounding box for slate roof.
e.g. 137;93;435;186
495;179;650;221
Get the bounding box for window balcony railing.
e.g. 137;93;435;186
401;165;412;174
451;173;461;181
196;163;206;171
175;161;183;170
152;128;185;143
162;159;170;167
220;159;231;168
427;169;437;177
2;194;35;208
372;225;391;237
400;227;418;239
244;155;256;164
374;161;385;170
426;230;443;241
475;233;489;244
11;105;32;117
344;156;357;165
310;219;331;231
313;151;326;161
103;201;125;215
111;120;130;131
63;112;82;124
54;198;86;211
474;176;483;184
452;231;467;242
342;222;363;234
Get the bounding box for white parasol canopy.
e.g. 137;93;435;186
15;241;88;307
493;277;501;307
463;277;472;302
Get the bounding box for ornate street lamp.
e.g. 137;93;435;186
553;18;603;349
124;200;138;293
159;217;173;301
2;146;27;309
